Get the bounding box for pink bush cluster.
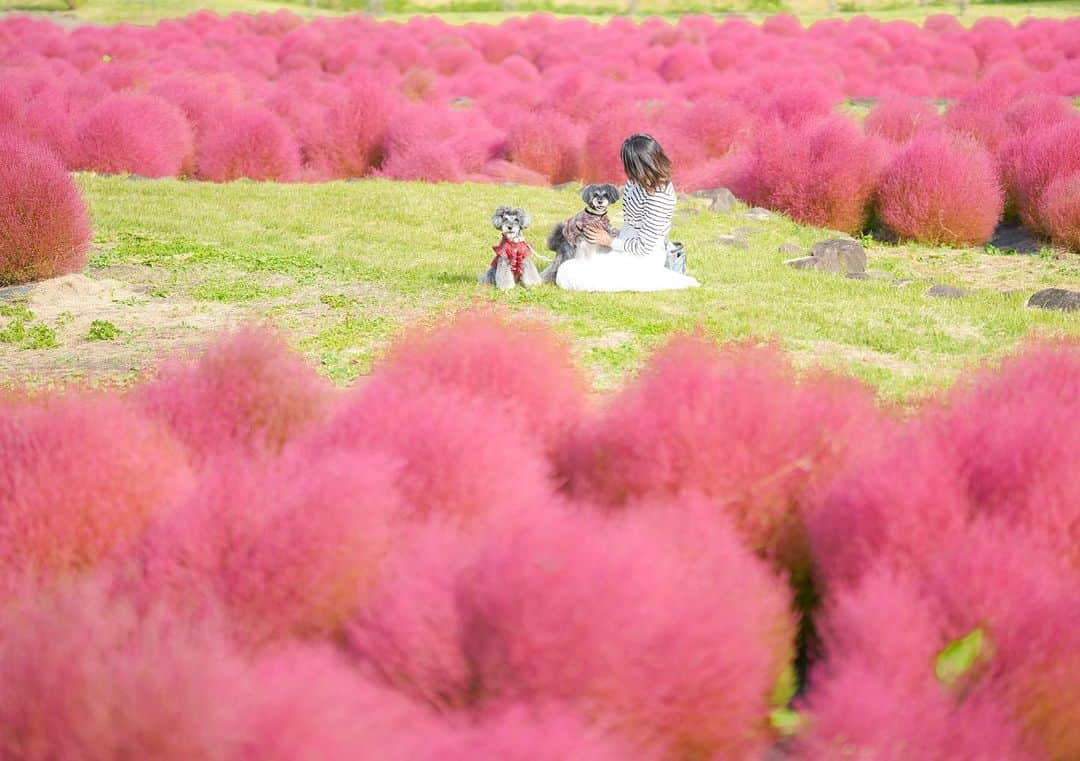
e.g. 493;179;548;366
1;312;1078;759
1;12;1079;246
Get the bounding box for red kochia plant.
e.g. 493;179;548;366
1038;172;1080;251
504;113;583;184
373;309;588;455
876;131;1003;246
311;81;397;178
240;645;439;761
0;581;250;761
458;498;796;760
0;133;90;285
562;334;879;575
303;380;553;529
743;117;886;233
136;325;336;464
1004;119;1080;235
72;93;194;177
196;106;301;182
0;392;191;597
136;446;400;649
864;96;941;142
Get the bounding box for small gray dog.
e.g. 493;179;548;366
479;206;542;290
541;183;621;283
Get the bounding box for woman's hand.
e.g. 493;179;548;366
585;227;613;246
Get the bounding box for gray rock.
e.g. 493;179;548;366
891;278;915;288
744;207;774;221
733;226;758;236
846;272;871;280
989;224;1043;255
1027;288;1080;312
808;238;867;275
713;234;748;250
926;284;967;299
0;283;34;301
785;256;818;271
706;188;738;213
778;243;803;256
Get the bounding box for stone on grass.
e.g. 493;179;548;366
989;224;1042;255
713;234;748;250
0;284;35;301
846;272;871;280
926;284;967;299
744;207;774;221
778;243;803;256
785;256;817;271
1027;288;1080;312
808;238;867;275
891;278;915;288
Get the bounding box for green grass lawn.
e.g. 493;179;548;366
3;175;1075;401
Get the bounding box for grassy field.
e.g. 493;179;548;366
2;175;1076;401
2;0;1076;25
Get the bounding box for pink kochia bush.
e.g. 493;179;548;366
0;392;191;597
458;499;796;759
1038;172;1080;251
135;325;336;464
373;309;588;455
562;334;880;576
0;580;251;761
864;96;941;143
135;445;400;648
196;106;301;182
0;134;91;285
876;131;1003;246
72;93;193;177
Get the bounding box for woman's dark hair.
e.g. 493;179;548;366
620;133;672;192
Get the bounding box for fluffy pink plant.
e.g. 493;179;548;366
421;704;653;761
347;521;479;710
562;335;879;576
864;96;942;142
0;580;251;761
1004;118;1080;235
72;93;193;178
876;131;1003;246
310;80;397;178
135;325;336;464
0;392;191;596
0;133;90;285
504;113;583;184
475;159;549;186
743;117;886;233
240;644;439;761
673;100;751;159
1002;93;1075;138
806;419;969;593
136;446;400;648
580;105;647;184
756;82;839;127
380;143;465;182
458;497;796;760
196;106;301;182
372;309;588;456
304;377;553;529
944;97;1015;154
1038;172;1080;251
656;43;712;83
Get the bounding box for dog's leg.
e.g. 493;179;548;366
520;257;542;288
541;249;568;283
478;266;497;285
494;257;515;290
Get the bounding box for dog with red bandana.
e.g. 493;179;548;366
479;206;542;291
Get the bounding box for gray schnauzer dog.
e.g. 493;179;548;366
541;183;621;284
479;206;542;290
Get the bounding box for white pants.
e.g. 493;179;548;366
555;234;700;293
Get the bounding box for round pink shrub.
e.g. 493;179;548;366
380;143;465;182
1006;119;1080;235
562;335;879;575
347;522;479;710
136;325;336;464
744;117;886;233
0;133;90;285
864;96;941;142
373;309;588;456
1039;172;1080;251
311;81;397;179
72;93;193;177
504;113;583;184
137;446;400;648
0;392;192;596
196;106;301;182
756;82;838;127
581;105;647;184
303;380;553;529
241;645;438;761
674;100;751;160
876;131;1003;246
459;498;796;759
0;580;250;761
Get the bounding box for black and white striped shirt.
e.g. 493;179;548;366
610;180;676;256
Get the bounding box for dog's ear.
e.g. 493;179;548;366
602;184;620;203
492;206;510;229
580;184;597;203
517;208;532;228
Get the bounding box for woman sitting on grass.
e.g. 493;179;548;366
556;133;701;293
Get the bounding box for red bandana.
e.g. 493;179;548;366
491;236;531;279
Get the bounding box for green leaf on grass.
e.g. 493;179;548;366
87;319;120;341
